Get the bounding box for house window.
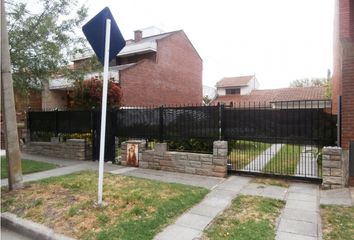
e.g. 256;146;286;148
226;88;240;95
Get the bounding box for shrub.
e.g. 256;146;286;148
166;139;214;153
71;77;122;110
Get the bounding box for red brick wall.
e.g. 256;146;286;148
15;91;42;113
120;31;203;106
332;0;354;150
341;43;354;149
332;0;343;113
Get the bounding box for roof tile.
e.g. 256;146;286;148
216;75;254;87
212;86;327;105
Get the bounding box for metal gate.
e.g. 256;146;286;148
92;110;116;162
224;100;336;181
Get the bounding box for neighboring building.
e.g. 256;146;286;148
212;75;328;108
332;0;354;150
42;27;203;109
332;0;354;185
215;75;259;96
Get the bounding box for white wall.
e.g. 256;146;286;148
217;88;226;96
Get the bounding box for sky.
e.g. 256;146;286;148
79;0;334;90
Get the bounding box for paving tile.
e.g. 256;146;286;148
175;213;213;231
320;188;354;206
276;231;317;240
320;197;353;206
216;178;249;192
123;168;223;189
287;192;317;202
201;196;230;208
285;199;318;212
226;175;251;185
289;184;319;195
281;208;318;223
240;183;264;195
189;203;225;218
278;219;318;237
109;167;136;174
206;189;237;200
153;224;200;240
261;186;288;200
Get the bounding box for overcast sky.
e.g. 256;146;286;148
80;0;334;89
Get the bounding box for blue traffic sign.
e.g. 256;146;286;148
82;7;126;65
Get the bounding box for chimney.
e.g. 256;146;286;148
134;30;142;42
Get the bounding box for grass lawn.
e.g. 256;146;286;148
1;156;58;179
228;140;271;170
263;144;302;175
203;195;285;240
321;205;354;240
1;171;209;240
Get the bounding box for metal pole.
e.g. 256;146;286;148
98;18;111;205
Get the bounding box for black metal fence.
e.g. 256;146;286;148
224;100;336;180
28;100;337;177
115;106;220;140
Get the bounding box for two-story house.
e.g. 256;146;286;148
215;75;259;96
42;27;203;109
212;75;328;108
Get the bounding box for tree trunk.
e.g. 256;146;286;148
1;0;23;190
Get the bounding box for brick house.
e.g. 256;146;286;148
42;27;203;109
332;0;354;185
212;75;329;108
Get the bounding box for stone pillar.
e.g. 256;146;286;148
322;147;349;189
121;140;146;166
212;141;228;177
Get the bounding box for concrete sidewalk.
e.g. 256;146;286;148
2;152;354;240
154;176;251;240
1;154;124;186
276;183;321;240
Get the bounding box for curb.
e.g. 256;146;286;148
1;212;75;240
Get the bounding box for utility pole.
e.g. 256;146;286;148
1;0;23;190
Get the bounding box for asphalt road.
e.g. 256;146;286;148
1;227;32;240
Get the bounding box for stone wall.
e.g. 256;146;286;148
120;140;228;178
22;139;92;161
322;147;349;189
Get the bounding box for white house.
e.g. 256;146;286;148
215;75;259;96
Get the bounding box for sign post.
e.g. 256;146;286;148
97;18;111;205
82;7;125;205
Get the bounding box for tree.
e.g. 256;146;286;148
71;78;122;110
203;95;212;106
289;78;329;87
289;72;332;98
6;0;88;95
1;0;23;190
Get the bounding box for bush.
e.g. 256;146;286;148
166;139;214;153
71;77;122;110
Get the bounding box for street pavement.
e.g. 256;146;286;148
1;227;32;240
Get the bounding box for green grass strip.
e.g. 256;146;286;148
263;144;302;175
204;195;285;240
321;205;354;240
1;171;209;240
228;140;271;170
1;156;58;179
